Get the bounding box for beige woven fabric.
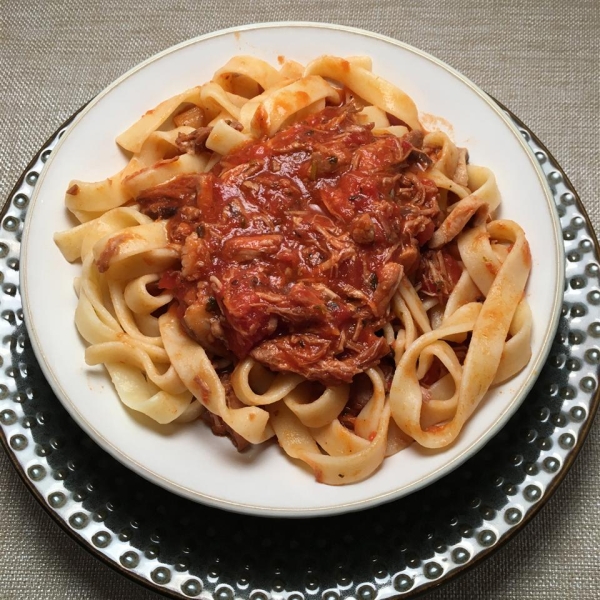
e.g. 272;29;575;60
1;1;598;598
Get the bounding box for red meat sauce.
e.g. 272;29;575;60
135;104;455;386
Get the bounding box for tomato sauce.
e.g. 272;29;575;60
140;104;441;384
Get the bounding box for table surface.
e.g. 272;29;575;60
1;1;598;599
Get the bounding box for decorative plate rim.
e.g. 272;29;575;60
1;84;598;600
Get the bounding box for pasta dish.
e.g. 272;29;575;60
54;55;532;485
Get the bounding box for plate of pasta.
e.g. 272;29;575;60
21;23;563;516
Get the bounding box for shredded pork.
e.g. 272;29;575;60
139;104;441;385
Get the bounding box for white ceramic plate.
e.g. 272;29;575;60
21;22;563;517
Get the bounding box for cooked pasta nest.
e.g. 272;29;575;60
54;55;532;485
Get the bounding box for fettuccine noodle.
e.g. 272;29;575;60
55;55;532;485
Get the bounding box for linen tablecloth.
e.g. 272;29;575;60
1;1;598;598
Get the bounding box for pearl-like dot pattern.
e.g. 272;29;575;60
504;508;522;524
524;485;542;502
182;579;203;597
423;562;443;579
69;512;90;530
27;464;46;481
0;106;598;600
152;567;172;585
92;531;112;548
120;551;140;569
477;530;497;547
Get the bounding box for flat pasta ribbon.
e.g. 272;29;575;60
159;309;274;444
391;221;531;447
305;55;422;132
